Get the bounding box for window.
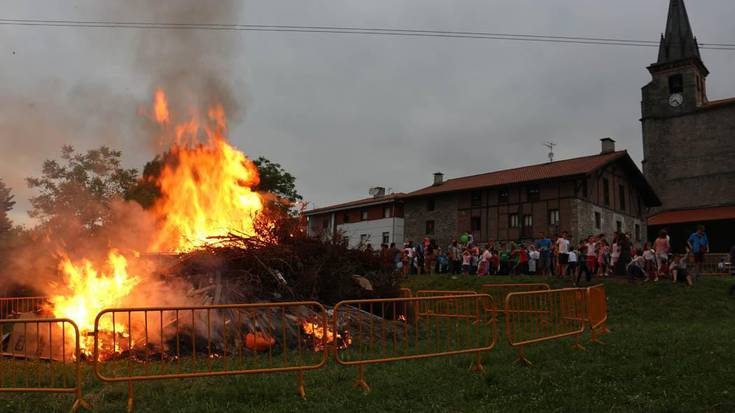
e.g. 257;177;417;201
616;220;622;233
509;214;520;228
549;209;560;226
471;217;481;231
594;212;601;230
425;220;435;235
343;236;349;245
470;191;482;207
668;74;683;94
427;198;435;211
527;185;540;202
498;189;509;203
322;219;329;229
361;210;368;221
383;207;391;218
360;234;369;244
343;213;350;223
382;232;390;244
582;180;588;198
523;215;533;227
603;178;610;206
635;224;641;242
619;185;626;211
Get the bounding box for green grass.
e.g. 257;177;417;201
2;275;735;412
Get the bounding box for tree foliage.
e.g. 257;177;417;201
0;178;15;234
126;155;302;210
252;157;302;204
26;145;138;230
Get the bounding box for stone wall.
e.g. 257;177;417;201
570;199;646;245
404;193;458;248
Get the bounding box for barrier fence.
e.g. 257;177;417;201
332;294;496;390
586;284;609;344
0;318;89;412
93;301;329;411
505;288;586;365
480;283;551;313
414;290;479;319
0;296;49;320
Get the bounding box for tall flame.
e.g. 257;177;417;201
148;91;263;252
49;250;140;353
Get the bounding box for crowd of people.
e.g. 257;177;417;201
370;225;727;288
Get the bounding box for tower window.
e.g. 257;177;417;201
668;74;683;94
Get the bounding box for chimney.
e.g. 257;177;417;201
369;187;386;198
600;137;616;154
433;172;444;186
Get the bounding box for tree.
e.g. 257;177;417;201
252;157;302;204
26;145;138;230
0;178;15;234
126;155;302;210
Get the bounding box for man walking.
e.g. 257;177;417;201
536;232;552;276
687;225;710;280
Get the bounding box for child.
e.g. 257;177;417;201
642;242;658;282
671;253;693;286
627;254;647;280
567;248;578;280
461;250;472;275
528;245;540;275
654;230;670;277
477;246;491;276
597;240;609;278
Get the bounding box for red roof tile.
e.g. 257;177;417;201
703;97;735;110
648;206;735;226
305;193;405;215
406;151;628;198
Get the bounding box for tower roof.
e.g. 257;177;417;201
657;0;701;64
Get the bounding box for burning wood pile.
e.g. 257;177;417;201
1;90;403;362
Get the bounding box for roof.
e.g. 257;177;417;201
648;206;735;226
305;193;405;216
703;97;735;110
405;150;659;205
657;0;701;64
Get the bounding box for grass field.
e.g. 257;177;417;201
2;275;735;412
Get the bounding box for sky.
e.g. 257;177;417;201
1;0;734;225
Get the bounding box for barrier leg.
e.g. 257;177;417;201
127;381;134;413
588;327;605;345
469;351;485;373
71;365;91;412
297;370;306;400
354;364;370;392
514;346;532;366
571;334;587;351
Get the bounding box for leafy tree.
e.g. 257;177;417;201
26;145;138;230
0;178;14;234
252;157;302;204
126;155;302;210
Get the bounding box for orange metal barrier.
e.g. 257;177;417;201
332;294;497;391
398;287;412;298
93;301;329;411
0;317;89;411
0;296;49;320
414;290;479;318
586;284;609;344
505;288;586;365
480;283;550;313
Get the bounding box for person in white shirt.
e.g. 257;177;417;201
556;232;571;278
567;248;578;279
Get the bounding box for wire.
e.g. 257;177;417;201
0;18;733;50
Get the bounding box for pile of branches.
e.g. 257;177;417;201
165;211;403;305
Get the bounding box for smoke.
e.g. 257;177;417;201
0;1;245;302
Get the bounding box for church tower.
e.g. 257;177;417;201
642;0;735;252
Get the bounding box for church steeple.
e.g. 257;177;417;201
657;0;701;64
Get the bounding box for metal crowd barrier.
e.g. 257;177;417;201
332;294;497;391
0;296;49;320
586;285;609;344
504;288;586;365
414;290;479;319
480;283;550;313
0;318;89;412
93;301;329;411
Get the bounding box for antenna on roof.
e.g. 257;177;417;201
544;141;556;163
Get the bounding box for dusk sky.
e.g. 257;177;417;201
1;0;734;225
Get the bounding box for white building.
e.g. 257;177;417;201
305;188;405;249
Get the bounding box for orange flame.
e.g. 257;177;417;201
149;91;264;252
153;88;170;125
302;320;351;351
49;250;140;353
